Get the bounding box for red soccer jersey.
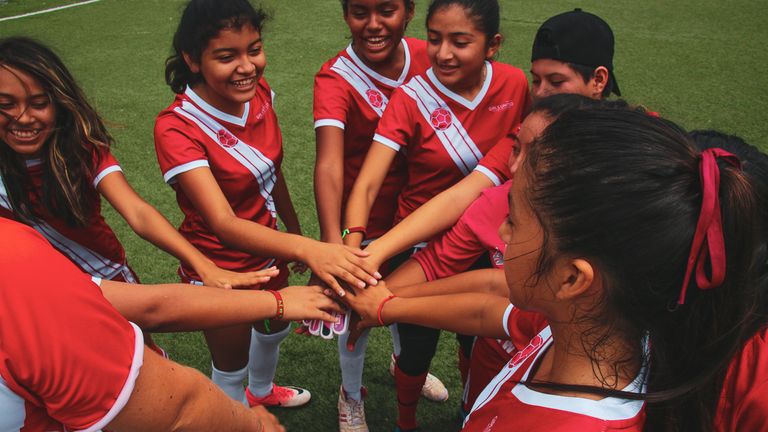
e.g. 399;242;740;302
464;305;646;432
155;82;282;278
0;218;143;432
313;38;430;238
373;62;529;223
715;327;768;431
0;150;134;281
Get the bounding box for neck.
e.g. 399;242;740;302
533;319;641;399
447;62;486;100
190;83;244;117
352;40;406;81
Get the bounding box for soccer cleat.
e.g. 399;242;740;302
245;384;311;408
389;355;449;402
338;386;368;432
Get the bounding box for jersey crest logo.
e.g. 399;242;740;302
217;129;239;148
430;107;452;131
509;334;543;367
366;89;384;108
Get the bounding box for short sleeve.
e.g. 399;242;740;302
314;68;350;130
0;219;143;431
154;114;210;184
92;147;123;188
413;215;485;281
475;135;515;185
503;305;548;347
373;88;416;152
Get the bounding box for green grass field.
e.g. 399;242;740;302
2;1;767;430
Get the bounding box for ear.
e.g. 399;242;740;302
554;258;595;301
485;34;502;59
590;66;609;98
182;52;201;74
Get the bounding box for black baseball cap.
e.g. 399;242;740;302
531;8;621;96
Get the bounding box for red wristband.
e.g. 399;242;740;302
342;226;367;240
377;295;397;326
266;290;284;320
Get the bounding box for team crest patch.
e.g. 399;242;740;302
217;129;239;148
430;107;452;131
366;89;384;108
509;335;544;367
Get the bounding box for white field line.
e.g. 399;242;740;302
0;0;102;22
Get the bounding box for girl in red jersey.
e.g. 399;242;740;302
346;108;767;431
154;0;381;407
343;0;528;429
312;1;445;428
0;37;277;358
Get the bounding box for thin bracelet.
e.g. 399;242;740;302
341;226;367;240
266;290;285;320
377;295;397;326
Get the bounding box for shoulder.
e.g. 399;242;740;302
405;37;427;55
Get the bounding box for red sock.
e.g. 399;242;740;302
394;363;427;430
458;346;470;388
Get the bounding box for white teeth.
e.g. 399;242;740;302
10;129;40;138
365;36;388;48
232;77;256;88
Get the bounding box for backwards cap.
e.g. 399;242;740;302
531;8;621;96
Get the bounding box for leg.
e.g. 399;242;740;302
203;323;252;402
394;322;441;430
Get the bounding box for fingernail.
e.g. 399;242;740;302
339;289;346;297
374;272;382;279
357;281;366;289
368;279;378;286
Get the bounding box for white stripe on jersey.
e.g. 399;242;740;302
467;326;553;422
0;376;25;432
400;75;484;175
473;165;502;186
331;56;389;117
0;174;128;280
92;165;122;188
175;101;278;217
345;40;412;88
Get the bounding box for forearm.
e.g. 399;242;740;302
314;164;344;244
342;181;380;249
273;171;301;235
391;269;507;298
381;294;510;339
128;203;216;277
214;216;316;263
101;280;276;332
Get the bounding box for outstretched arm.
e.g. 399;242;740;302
364;171;495;269
99;171;271;289
101;280;344;332
108;348;283;432
314;126;346;244
344;281;510;339
390;268;508;298
174;166;380;296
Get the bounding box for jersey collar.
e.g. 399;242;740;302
426;61;493;111
345;38;412;88
184;86;250;128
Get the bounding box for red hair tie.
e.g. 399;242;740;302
677;148;741;305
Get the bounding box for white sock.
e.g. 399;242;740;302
338;328;370;401
247;325;291;397
211;363;247;402
389;323;402;357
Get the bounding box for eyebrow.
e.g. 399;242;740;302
211;39;262;54
427;28;475;38
0;92;48;99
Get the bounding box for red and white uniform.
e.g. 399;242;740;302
463;305;646;432
313;38;430;238
715;327;768;431
0;218;143;432
413;181;517;408
373;61;529;223
154;82;282;280
0;150;136;282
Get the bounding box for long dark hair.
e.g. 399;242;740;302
165;0;269;94
0;37;111;227
523;109;765;431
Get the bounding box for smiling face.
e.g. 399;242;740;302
0;66;55;158
426;4;499;98
345;0;413;67
185;23;265;116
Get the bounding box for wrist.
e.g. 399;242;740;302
266;290;285;320
377;295;397;326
